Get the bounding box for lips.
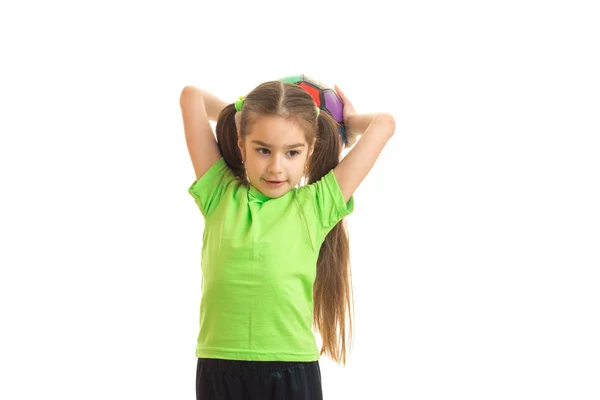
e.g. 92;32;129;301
263;179;286;187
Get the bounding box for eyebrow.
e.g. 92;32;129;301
250;140;306;150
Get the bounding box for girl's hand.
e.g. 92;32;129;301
334;85;356;127
334;85;359;147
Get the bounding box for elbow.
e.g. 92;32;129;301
376;113;396;137
180;86;202;107
181;85;199;95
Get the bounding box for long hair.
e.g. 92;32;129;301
215;81;358;365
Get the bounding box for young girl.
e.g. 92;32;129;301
180;80;395;400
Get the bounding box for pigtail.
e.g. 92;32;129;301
215;104;245;181
306;112;342;184
309;111;355;366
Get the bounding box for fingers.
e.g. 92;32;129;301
334;85;346;100
334;85;352;106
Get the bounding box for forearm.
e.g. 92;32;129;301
180;86;228;121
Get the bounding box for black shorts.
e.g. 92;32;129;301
196;357;323;400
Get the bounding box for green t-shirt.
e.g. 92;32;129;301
188;157;354;361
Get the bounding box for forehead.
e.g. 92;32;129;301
246;115;307;146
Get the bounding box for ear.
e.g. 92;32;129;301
304;143;315;171
237;136;245;162
234;112;241;134
308;141;315;158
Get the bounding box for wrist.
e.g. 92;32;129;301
346;113;377;134
182;86;227;121
201;92;228;121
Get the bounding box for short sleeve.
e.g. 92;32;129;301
188;158;236;218
298;169;355;239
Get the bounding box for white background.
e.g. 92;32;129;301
1;0;599;399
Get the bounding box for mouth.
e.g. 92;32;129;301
263;179;286;187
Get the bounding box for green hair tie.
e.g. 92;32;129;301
234;96;245;112
315;106;320;117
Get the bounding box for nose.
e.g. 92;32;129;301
267;154;283;174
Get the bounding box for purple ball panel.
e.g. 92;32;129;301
323;90;344;123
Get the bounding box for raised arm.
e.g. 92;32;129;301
179;86;228;180
332;86;396;203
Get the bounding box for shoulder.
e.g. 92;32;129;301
295;170;354;230
188;158;230;197
188;157;246;218
299;170;352;205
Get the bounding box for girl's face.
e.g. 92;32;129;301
238;115;314;198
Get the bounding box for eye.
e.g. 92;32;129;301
256;148;270;155
287;150;300;157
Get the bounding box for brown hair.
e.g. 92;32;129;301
215;81;358;365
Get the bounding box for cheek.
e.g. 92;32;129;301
245;158;264;177
293;161;306;177
246;161;259;174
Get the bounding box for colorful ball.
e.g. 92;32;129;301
279;74;347;145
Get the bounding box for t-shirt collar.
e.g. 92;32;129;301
248;184;271;203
